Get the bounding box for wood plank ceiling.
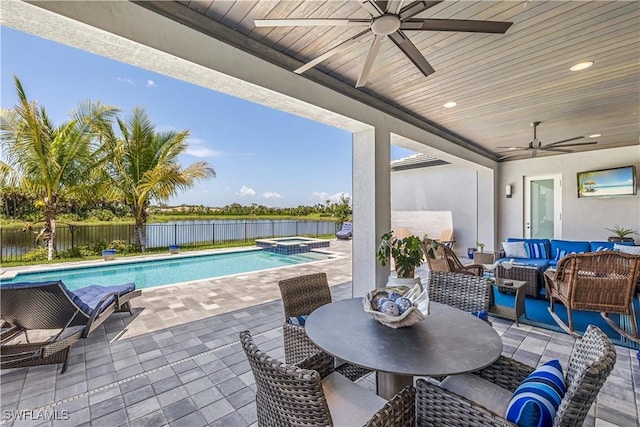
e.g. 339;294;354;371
147;1;639;161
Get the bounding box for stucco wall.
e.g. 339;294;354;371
390;165;483;255
498;146;640;244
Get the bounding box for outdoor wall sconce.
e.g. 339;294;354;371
505;184;512;198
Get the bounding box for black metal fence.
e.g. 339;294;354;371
1;220;339;262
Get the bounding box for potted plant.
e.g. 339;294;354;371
476;241;485;253
605;225;637;242
376;231;425;284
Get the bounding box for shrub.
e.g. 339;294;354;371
20;247;49;262
86;209;115;222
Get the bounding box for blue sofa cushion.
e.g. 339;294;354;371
550;240;589;257
496;258;550;270
590;241;634;251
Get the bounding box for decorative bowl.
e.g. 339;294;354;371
363;283;430;329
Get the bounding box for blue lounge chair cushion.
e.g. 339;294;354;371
2;281;135;315
336;222;353;239
72;283;136;313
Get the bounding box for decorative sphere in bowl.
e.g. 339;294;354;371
363;283;430;328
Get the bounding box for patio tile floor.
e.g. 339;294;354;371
1;239;638;426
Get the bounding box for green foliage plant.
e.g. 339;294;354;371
605;225;637;239
0;76;119;261
100;107;216;252
376;231;425;278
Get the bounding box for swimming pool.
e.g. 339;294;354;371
0;249;332;291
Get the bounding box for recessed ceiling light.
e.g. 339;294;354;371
588;133;601;138
570;61;594;71
443;101;457;108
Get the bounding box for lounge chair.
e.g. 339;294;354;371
336;221;352;239
1;280;141;373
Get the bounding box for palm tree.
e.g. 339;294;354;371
102;107;216;251
0;76;119;260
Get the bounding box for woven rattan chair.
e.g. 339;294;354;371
416;324;616;426
1;280;140;373
427;271;492;317
278;272;371;381
423;239;484;276
239;330;416;427
545;251;640;341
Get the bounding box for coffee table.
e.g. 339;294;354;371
305;298;503;399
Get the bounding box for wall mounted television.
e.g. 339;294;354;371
577;165;637;198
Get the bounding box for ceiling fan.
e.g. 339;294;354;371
496;121;598;159
254;1;512;87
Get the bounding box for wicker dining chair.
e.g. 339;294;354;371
545;251;640;341
423;239;484;276
278;272;371;381
416;324;616;426
239;330;416;427
426;271;492;318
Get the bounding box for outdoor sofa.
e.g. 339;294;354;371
496;238;636;297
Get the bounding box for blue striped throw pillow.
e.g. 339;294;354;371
506;359;566;427
526;242;548;259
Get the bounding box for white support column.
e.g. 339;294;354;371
352;127;391;297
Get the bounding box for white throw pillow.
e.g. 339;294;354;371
502;241;528;258
614;244;640;255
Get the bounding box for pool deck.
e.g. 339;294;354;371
1;239;639;426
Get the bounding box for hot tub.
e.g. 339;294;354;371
255;236;330;255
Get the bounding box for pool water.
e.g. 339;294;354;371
0;249;331;291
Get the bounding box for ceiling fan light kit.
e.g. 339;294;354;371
254;1;513;88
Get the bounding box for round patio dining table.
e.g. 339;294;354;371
305;298;503;399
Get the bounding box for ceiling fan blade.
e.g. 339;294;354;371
496;148;530;153
544;136;585;146
545;141;598;148
389;0;406;14
399;1;443;20
541;147;574;153
360;0;386;16
356;35;385;88
388;31;435;76
295;30;370;74
254;18;370;27
496;146;528;150
401;19;512;33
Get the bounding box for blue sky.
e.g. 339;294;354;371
1;27;413;208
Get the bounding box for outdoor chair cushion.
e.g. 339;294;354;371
287;315;308;326
441;373;513;417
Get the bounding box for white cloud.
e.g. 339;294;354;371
184;137;221;158
237;186;256;196
185;146;221;158
313;191;350;203
262;192;283;199
117;77;135;85
146;79;157;88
